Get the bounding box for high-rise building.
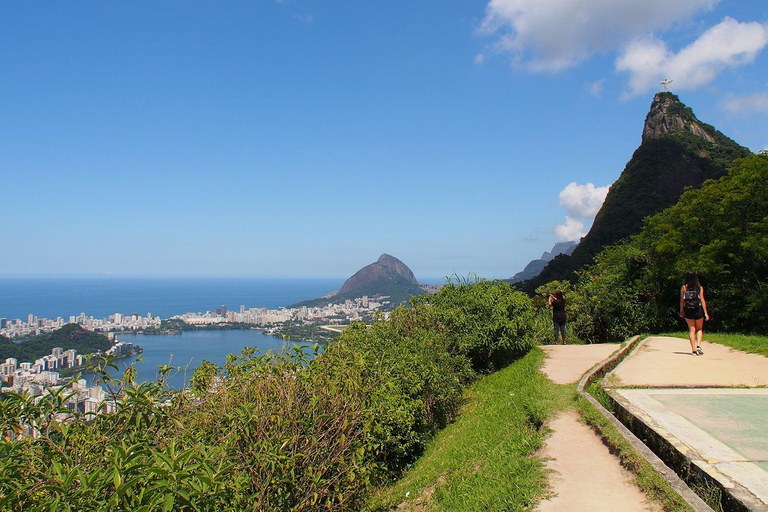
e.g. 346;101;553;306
0;318;6;329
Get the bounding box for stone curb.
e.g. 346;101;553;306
576;336;714;512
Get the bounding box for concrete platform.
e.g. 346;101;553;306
605;337;768;511
613;388;768;510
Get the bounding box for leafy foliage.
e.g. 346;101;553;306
0;280;536;511
566;154;768;340
0;324;112;361
402;278;536;372
637;153;768;332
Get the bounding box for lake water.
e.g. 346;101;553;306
86;329;304;389
1;278;343;389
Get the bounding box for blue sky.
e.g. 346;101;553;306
2;1;767;280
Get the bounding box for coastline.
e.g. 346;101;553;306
58;346;144;381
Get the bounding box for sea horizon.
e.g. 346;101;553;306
0;277;346;321
0;276;451;322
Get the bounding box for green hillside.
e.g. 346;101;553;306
0;324;112;362
518;93;750;294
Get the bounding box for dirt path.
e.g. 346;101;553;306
538;411;660;512
537;344;659;511
540;344;621;385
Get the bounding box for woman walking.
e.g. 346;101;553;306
548;290;567;345
680;272;710;355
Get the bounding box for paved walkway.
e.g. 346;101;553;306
538;410;660;512
607;336;768;387
538;343;660;511
539;338;768;511
540;344;621;385
607;337;768;510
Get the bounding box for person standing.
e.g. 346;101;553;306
549;290;567;345
680;272;710;355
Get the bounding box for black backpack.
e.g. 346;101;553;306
684;288;701;309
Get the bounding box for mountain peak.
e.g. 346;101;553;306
642;92;716;144
339;254;418;295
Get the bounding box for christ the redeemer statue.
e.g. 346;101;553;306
661;78;673;92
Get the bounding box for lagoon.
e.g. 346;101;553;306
86;329;299;389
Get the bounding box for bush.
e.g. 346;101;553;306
401;278;536;372
318;322;472;474
0;280;538;510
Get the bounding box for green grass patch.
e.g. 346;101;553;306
365;349;565;511
367;340;697;512
660;331;768;357
575;396;694;512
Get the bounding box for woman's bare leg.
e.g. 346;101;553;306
685;318;697;353
695;318;704;347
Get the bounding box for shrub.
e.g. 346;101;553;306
402;278;536;372
0;280;538;510
318;322;472;474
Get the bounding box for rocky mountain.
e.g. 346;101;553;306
518;92;751;294
290;254;426;309
339;254;418;294
509;241;577;283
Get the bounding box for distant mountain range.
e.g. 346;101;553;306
290;254;428;309
508;241;577;284
516;92;751;294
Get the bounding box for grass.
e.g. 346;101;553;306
660;331;768;357
364;349;567;511
366;342;699;511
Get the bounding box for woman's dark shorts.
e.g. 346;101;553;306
684;307;704;320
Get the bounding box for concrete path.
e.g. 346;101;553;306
607;336;768;387
537;343;660;511
606;336;768;510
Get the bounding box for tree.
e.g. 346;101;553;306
637;153;768;332
571;154;768;340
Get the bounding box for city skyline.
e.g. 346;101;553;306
2;1;767;280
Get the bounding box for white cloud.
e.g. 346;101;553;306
554;182;610;241
616;18;768;97
722;92;768;115
558;182;610;218
555;216;585;242
587;79;605;98
474;53;485;64
295;13;313;24
480;0;717;71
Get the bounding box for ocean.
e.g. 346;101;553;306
1;278;345;388
0;277;344;321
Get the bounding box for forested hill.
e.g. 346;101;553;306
517;92;751;294
0;324;111;362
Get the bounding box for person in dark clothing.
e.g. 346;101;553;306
679;272;710;356
548;290;567;345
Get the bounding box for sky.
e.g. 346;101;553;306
1;1;767;280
